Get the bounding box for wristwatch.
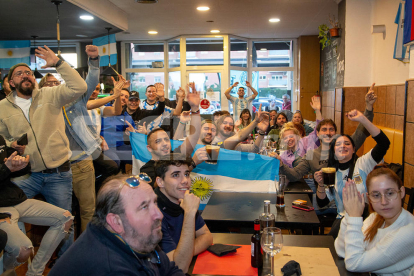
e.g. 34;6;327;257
54;59;64;68
90;56;99;60
190;159;197;169
191;109;200;115
258;131;265;136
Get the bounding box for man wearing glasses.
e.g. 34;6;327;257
49;174;185;276
0;45;87;254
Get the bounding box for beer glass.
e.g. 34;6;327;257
206;145;220;164
275;175;286;208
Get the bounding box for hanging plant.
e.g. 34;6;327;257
318;24;330;50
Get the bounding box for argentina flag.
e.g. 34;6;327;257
92;34;117;66
0;40;30;69
130;132;280;193
395;2;410;62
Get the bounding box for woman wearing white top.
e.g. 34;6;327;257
335;166;414;275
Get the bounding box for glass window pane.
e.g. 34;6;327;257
168;71;181;100
125;43;164;69
252;41;293;67
188;72;221;114
252;71;293;112
186;38;223;66
168;39;180;68
126;72;164;99
228;70;249;114
230;38;247;67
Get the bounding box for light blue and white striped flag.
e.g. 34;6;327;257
130;132;280;209
93;34;117;66
0;40;31;69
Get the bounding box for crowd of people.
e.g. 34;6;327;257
0;45;413;276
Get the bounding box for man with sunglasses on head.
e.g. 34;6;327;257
49;174;185;276
0;45;87;255
154;155;213;273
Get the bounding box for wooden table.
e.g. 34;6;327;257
202;192;319;234
284;179;313;203
188;233;366;276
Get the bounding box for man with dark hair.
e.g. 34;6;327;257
140;85;202;187
49;174;185;276
224;81;258;121
197;119;217;145
154;155;213;273
0;46;87;256
0;75;12;101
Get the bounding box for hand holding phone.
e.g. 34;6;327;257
17;133;28;146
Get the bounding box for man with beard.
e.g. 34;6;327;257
140;87;202;187
49;174;184;276
278;84;377;183
154;156;213;273
224;81;258;121
197;119;217;146
0;75;12;101
212;115;234;145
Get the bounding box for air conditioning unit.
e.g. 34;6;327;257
135;0;158;3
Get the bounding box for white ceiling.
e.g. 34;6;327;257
110;0;339;41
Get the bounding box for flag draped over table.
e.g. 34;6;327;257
92;34;117;66
131;132;280;190
395;2;410;62
0;40;30;69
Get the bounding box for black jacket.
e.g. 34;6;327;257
0;135;31;209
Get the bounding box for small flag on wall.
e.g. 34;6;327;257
0;40;31;69
93;34;117;67
395;2;410;62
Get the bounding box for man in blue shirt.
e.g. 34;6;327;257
154;156;213;273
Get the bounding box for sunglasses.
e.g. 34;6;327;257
121;173;152;189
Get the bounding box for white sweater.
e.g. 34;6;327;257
335;209;414;276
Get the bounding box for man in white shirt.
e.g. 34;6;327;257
224;81;258;121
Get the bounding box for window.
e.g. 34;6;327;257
168;71;181;100
186;38;224;66
252;71;293;111
125;42;164;69
188;72;222;114
168;39;180;68
252;41;293;67
228;70;248;113
126;72;164;99
230;38;247;67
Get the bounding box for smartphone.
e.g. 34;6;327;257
292;205;314;211
17;133;28;146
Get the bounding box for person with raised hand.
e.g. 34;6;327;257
335;168;414;275
314;108;390;238
225;80;258;121
0;45;87;258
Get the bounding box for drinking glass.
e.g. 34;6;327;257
261;227;283;276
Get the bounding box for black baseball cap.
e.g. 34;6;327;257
129;91;140;100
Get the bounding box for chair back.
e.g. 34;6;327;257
404;187;414;214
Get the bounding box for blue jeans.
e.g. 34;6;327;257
12;170;74;257
0;199;73;276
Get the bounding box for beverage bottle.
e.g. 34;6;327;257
259;200;275;232
251;219;263;268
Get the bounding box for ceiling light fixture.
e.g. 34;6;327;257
52;0;73;67
269;18;280;23
31;36;43;79
210;30;220;33
260;48;267;51
148;31;158;34
135;0;158;3
80;15;94;20
197;6;210;11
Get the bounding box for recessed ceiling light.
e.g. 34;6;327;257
80;15;94;20
148;30;158;34
210;30;220;33
269;18;280;23
260;48;267;51
76;34;88;37
197;6;210;11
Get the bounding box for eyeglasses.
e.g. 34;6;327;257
13;71;33;78
368;189;401;203
44;81;61;87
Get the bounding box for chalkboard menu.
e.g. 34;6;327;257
320;37;344;92
320;1;345;92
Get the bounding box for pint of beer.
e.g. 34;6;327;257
206;145;220;164
322;167;336;187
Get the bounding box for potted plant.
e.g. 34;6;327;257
318;24;330;50
329;15;340;37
